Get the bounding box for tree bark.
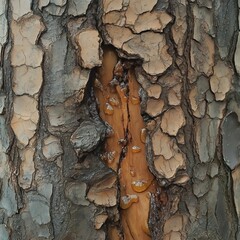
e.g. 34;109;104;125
0;0;240;239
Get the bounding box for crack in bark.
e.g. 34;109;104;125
94;46;156;240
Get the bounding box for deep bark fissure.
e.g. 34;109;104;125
1;0;240;239
94;47;156;239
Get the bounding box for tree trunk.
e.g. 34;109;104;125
0;0;240;239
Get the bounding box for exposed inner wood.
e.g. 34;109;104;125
95;47;156;240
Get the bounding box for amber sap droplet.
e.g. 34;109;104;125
132;146;141;153
104;103;114;115
109;97;120;107
131;179;151;193
131;96;140;105
120;194;139;209
140;128;147;143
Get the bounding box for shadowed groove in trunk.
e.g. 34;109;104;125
94;46;156;240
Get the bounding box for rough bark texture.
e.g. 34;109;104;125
0;0;240;240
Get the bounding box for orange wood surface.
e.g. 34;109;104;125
95;47;156;240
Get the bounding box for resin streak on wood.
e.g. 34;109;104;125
95;48;156;240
